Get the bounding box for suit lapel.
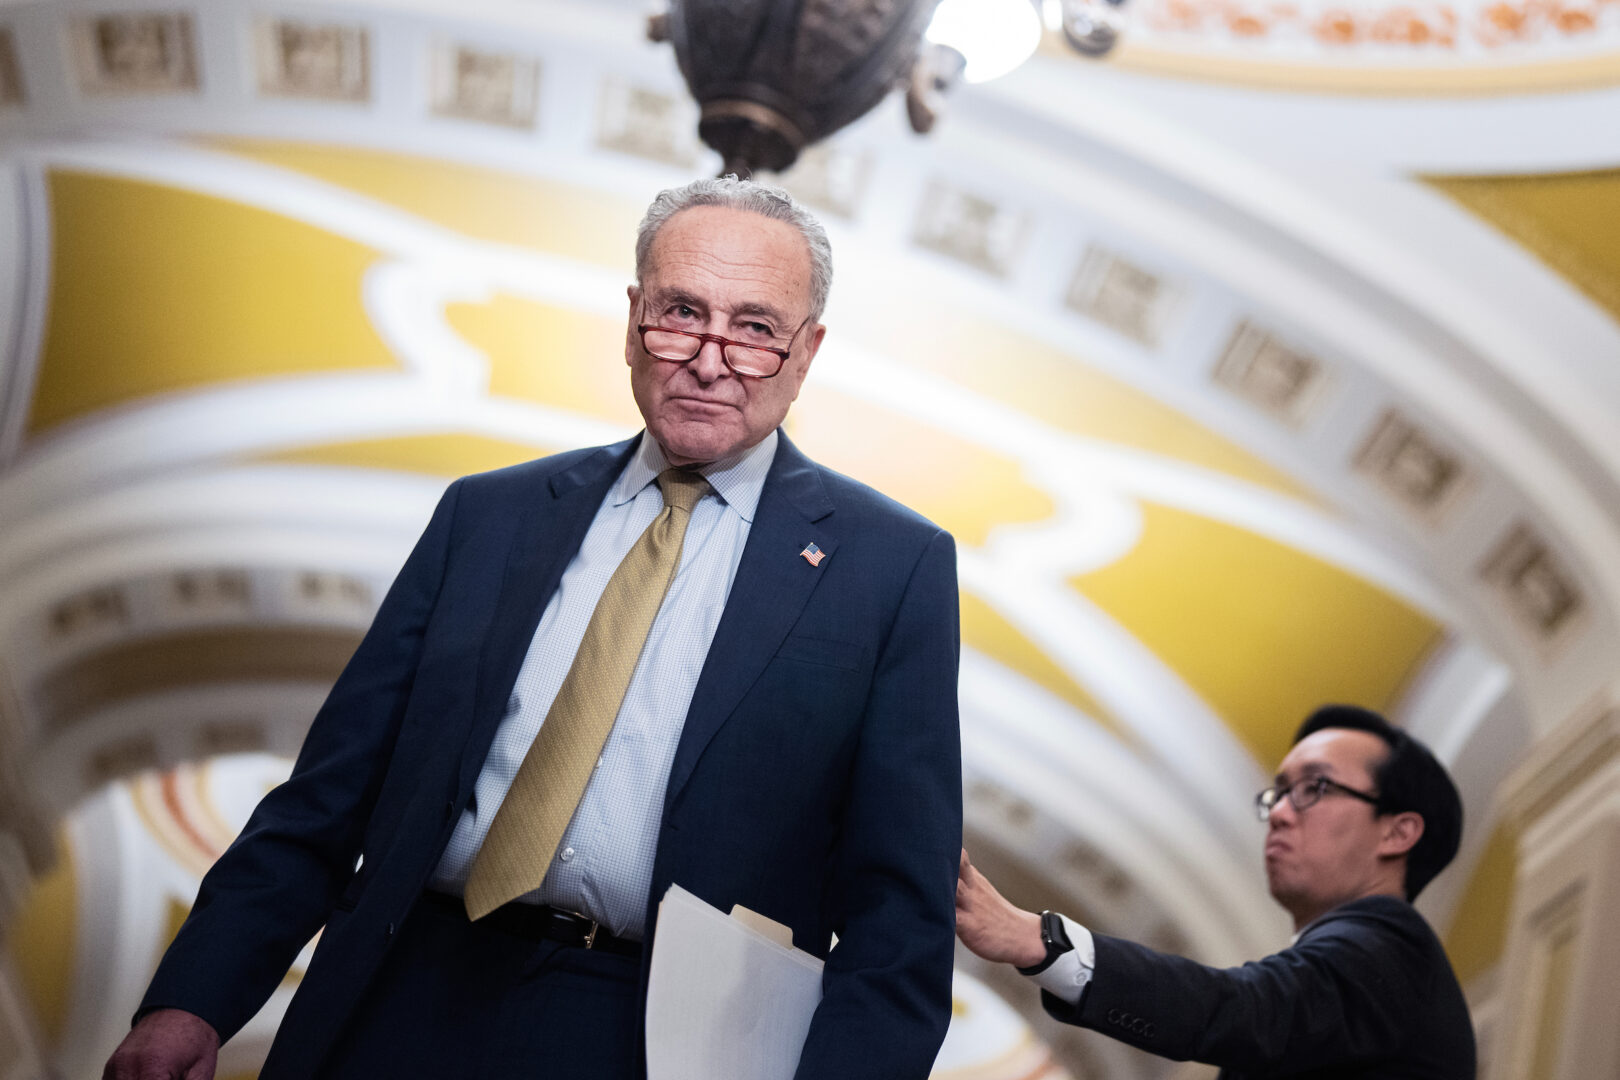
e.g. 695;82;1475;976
663;433;837;810
457;438;638;797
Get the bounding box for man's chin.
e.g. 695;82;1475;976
651;424;752;467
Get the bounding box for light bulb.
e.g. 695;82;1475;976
924;0;1044;83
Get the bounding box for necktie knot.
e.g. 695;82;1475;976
657;468;711;514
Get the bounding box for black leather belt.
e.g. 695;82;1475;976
423;891;642;958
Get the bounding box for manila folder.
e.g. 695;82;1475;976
645;883;824;1080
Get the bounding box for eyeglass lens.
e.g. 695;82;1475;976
641;328;784;377
1256;777;1328;819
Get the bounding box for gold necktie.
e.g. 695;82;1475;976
464;467;712;920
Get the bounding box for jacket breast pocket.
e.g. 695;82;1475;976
773;634;865;673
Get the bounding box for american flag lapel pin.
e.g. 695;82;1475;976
799;541;825;567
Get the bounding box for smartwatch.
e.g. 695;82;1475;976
1016;910;1073;975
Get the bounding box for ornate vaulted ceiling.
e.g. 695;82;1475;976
0;1;1616;1077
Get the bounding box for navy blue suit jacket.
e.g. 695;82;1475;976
141;432;963;1079
1044;895;1475;1079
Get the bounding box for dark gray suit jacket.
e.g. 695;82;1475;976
1043;895;1476;1078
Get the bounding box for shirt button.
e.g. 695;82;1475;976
560;846;575;862
596;755;604;770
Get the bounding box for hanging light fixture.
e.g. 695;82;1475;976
649;0;1126;177
650;0;940;177
1055;0;1129;57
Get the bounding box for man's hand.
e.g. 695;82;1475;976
103;1008;219;1080
955;848;1047;968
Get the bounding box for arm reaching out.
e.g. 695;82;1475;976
103;1008;219;1080
955;848;1046;969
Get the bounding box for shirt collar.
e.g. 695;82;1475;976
611;429;778;524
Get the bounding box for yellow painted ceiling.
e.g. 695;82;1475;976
28;145;1323;518
14;143;1450;794
1444;821;1518;987
263;433;565;477
197;142;1317;507
836;301;1320;505
791;385;1056;548
1072;502;1444;768
1428;168;1620;325
209;138;641;272
447;294;641;426
28;171;398;435
959;591;1128;741
5;831;75;1048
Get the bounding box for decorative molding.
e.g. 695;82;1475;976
595;77;699;167
1103;41;1620;96
1065;245;1181;348
0;666;50;882
193;717;268;758
774;143;872;220
1353;407;1471;520
87;734;160;788
429;41;540;130
1124;0;1620;54
1210;320;1331;426
0;27;22;106
47;585;131;647
965;777;1181;947
254;17;369;102
28;568;384;672
914;180;1029;278
1479;522;1585;644
34;627;363;738
287;570;375;619
1498;696;1620;831
1513;882;1584;1079
156;569;252;622
69;11;199;97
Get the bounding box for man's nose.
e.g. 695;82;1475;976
687;338;730;383
1268;796;1298;829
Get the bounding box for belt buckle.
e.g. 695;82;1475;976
561;907;600;949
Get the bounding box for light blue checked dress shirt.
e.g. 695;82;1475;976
429;430;778;938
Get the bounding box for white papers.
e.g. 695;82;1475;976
645;884;824;1080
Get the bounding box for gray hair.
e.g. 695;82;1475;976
634;176;833;323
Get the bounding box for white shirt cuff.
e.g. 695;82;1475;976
1027;914;1095;1005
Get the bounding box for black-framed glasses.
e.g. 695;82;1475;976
1255;775;1380;821
636;310;811;379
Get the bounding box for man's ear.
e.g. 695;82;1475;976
1378;811;1424;859
787;322;826;400
625;285;641;366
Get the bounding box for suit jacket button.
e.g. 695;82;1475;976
444;800;455;822
1107;1009;1121;1024
1144;1023;1157;1038
386;921;396;938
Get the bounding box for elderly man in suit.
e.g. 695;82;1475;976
956;705;1475;1079
106;177;962;1080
